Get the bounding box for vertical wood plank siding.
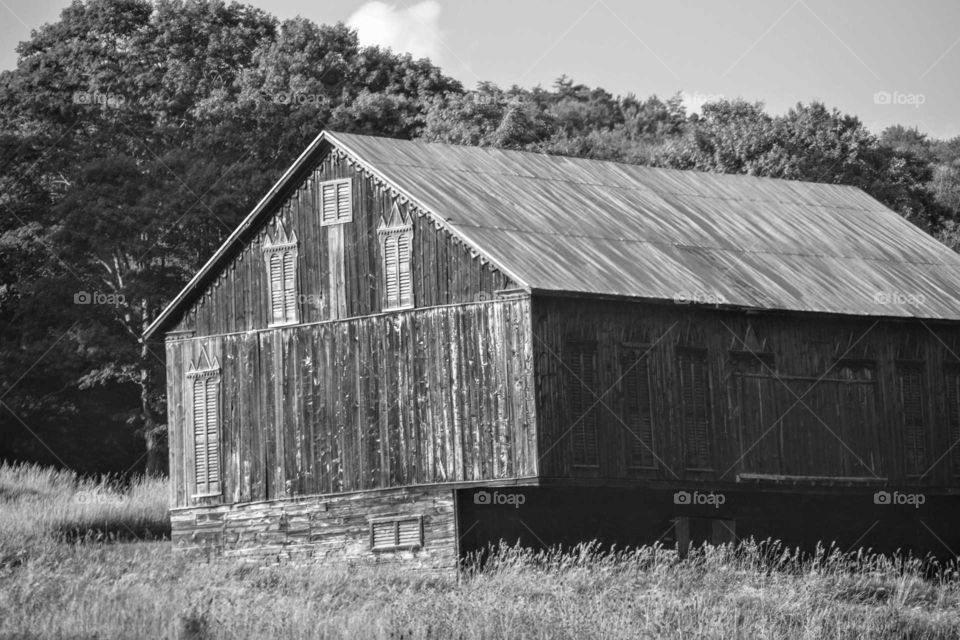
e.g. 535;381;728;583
164;146;529;509
565;342;600;468
166;299;537;508
678;349;712;471
533;296;960;486
897;364;927;477
621;348;655;469
171;151;516;336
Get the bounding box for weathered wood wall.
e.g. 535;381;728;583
166;298;537;508
533;296;960;486
171;145;517;337
171;484;458;570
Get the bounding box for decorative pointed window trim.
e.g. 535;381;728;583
378;202;414;311
320;178;353;225
187;349;222;498
262;220;299;326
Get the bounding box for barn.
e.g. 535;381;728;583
145;130;960;568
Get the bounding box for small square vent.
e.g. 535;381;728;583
370;515;423;551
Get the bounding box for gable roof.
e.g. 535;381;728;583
145;130;960;339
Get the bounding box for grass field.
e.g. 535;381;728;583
1;462;960;639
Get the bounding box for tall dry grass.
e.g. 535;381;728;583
1;462;959;639
0;462;169;566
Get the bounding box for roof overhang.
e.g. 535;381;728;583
143;130;530;340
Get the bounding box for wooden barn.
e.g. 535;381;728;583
145;131;960;568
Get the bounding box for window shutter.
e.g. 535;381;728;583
269;253;284;323
336;181;351;221
383;236;400;308
397;231;413;308
321;182;338;224
282;250;297;321
263;222;299;325
204;378;220;493
947;368;960;477
193;377;207;491
679;350;712;470
320;179;352;224
190;368;221;496
898;365;926;476
567;343;599;467
378;203;414;311
622;350;655;469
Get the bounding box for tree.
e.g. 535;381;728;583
658;101;947;232
880;125;935;163
0;0;460;473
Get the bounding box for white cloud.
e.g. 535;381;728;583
347;1;443;62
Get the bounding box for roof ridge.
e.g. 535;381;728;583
328;130;868;192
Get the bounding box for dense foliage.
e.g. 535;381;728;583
2;0;959;474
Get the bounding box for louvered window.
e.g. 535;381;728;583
946;366;960;478
320;178;352;225
188;360;221;497
679;349;712;470
566;341;600;467
897;364;926;477
370;516;423;550
621;348;655;469
378;206;413;311
262;221;299;325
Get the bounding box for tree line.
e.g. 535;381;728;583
2;0;958;475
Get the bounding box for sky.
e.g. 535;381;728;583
2;0;959;138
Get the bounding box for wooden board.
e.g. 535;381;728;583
166;298;537;508
532;296;960;487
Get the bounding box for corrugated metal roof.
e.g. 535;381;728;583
333;132;960;321
145;130;960;338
